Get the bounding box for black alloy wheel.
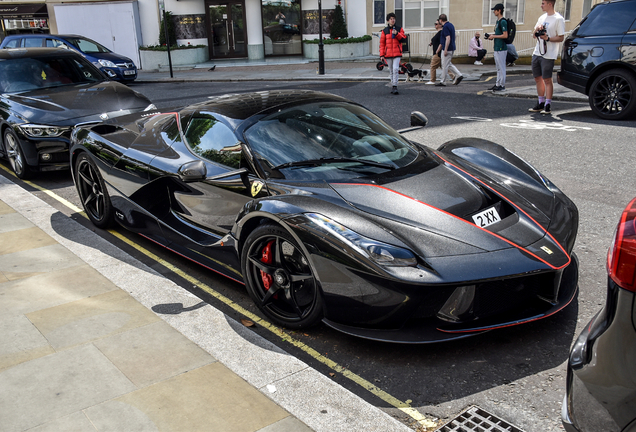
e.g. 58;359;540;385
75;153;113;228
589;69;636;120
3;129;32;179
242;223;323;329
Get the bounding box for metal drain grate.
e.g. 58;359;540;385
435;406;525;432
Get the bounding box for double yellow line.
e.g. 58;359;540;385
0;164;438;430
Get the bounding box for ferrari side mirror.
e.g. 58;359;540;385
411;111;428;128
178;160;207;182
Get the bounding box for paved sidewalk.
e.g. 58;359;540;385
0;174;411;432
135;57;587;103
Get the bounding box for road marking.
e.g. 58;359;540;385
0;163;438;430
500;119;592;131
452;116;493;122
484;76;495;82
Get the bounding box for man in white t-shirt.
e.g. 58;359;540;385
528;0;565;115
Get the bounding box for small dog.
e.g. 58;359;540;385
405;68;428;82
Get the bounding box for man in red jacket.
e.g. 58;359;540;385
380;12;406;95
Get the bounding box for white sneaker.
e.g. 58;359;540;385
425;81;436;85
474;61;483;65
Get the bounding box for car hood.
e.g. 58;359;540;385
327;154;569;267
4;81;151;125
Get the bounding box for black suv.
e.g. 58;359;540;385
558;0;636;120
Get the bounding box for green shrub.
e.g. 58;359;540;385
303;35;371;45
158;11;177;47
330;5;348;39
140;44;206;51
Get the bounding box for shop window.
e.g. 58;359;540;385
374;0;385;25
262;0;301;56
397;0;448;29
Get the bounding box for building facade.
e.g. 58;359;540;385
0;0;606;67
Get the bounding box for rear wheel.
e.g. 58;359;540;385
3;129;32;179
376;61;384;71
589;69;636;120
242;223;322;329
74;153;113;228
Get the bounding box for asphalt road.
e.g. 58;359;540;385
4;77;635;432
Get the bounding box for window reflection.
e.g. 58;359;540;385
262;0;302;56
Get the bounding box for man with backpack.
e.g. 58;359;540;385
487;3;508;92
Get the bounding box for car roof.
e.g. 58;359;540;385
185;90;352;124
0;47;83;60
3;34;86;39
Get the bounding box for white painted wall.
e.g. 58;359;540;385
346;0;367;37
54;1;143;66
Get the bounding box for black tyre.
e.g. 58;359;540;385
376;61;384;71
589;69;636;120
3;129;33;179
242;223;322;329
74;153;113;228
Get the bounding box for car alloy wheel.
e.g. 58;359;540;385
3;129;32;179
75;153;113;228
242;223;322;328
589;69;636;120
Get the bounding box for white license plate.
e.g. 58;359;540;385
472;206;501;228
124;70;136;75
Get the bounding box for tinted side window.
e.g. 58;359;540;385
23;38;43;48
577;3;636;36
3;39;22;48
186;116;241;168
45;38;66;48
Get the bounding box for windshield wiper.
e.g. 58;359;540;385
272;157;394;170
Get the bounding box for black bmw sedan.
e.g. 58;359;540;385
0;48;155;179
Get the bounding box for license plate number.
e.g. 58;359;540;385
124;70;136;75
472;207;501;228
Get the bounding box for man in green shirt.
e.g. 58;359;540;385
487;3;508;92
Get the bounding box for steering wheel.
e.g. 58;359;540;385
325;126;356;152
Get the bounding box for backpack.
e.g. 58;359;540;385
504;18;516;44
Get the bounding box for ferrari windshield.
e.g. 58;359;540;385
0;56;104;93
244;101;419;180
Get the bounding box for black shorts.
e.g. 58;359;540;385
532;55;555;79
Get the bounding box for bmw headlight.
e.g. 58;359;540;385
97;59;118;68
305;213;418;267
18;124;70;138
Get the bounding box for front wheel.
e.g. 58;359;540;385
376;61;384;71
589;69;636;120
74;153;113;228
242;223;323;329
3;129;32;179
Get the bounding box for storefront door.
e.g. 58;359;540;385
205;0;246;59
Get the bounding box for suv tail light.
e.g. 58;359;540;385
607;197;636;292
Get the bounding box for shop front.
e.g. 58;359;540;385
171;0;307;60
0;3;49;42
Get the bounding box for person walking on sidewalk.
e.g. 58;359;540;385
380;12;406;95
487;3;508;92
426;20;455;84
435;14;463;87
469;32;487;65
528;0;565;115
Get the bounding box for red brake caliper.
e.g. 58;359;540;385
260;240;275;291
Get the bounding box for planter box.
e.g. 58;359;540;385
139;47;208;71
303;41;371;60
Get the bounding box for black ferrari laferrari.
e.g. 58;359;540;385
70;90;579;343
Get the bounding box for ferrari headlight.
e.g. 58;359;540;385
97;59;118;68
305;213;418;267
144;103;157;111
18;124;69;138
